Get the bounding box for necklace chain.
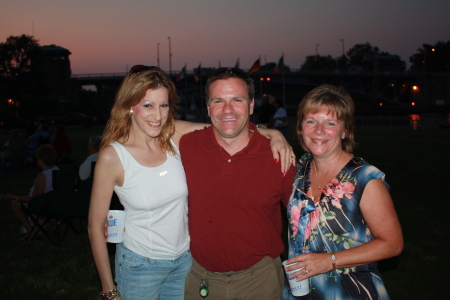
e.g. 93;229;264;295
313;162;330;190
313;152;342;190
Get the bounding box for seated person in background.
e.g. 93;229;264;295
78;135;124;212
1;144;59;238
272;99;289;136
0;129;25;164
19;137;98;223
258;94;276;127
78;135;102;181
52;124;72;164
26;124;51;160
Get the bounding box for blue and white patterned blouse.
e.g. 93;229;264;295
284;153;391;300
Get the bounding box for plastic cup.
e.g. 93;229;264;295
282;260;310;296
106;210;126;243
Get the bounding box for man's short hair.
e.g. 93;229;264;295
205;68;255;104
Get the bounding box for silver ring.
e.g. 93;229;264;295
305;268;309;274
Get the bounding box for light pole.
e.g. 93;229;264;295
168;37;172;75
423;47;435;73
340;39;345;56
157;43;160;68
315;44;320;56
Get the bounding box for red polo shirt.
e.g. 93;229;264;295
179;123;296;272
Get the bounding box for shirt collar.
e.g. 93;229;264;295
205;122;261;155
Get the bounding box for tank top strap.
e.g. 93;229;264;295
170;139;181;159
109;142;133;170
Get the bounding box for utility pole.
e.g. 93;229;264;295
168;37;172;75
157;43;160;67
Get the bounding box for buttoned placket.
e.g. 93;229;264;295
216;147;235;177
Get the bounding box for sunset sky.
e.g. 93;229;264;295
2;0;449;75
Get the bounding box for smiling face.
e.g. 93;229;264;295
207;78;254;142
130;87;169;138
301;108;347;159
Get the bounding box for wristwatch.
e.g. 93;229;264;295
331;252;336;271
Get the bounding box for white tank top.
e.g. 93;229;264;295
29;166;60;196
110;141;189;260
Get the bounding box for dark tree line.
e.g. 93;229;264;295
0;34;48;119
0;34;39;79
299;41;450;73
1;35;450;119
409;41;450;73
300;42;406;72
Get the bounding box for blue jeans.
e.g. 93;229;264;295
115;243;192;300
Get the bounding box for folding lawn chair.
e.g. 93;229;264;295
23;166;90;245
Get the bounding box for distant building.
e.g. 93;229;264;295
32;44;77;112
34;44;72;97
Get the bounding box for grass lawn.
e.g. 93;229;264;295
0;125;449;299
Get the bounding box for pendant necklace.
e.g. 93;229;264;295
313;161;329;190
313;152;342;190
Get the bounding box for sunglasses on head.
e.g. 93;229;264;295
129;65;162;75
211;67;249;78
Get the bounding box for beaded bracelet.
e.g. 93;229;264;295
100;287;121;300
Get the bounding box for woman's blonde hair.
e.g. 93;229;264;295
297;84;356;153
102;67;178;155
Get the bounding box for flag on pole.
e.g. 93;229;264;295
248;58;260;74
193;63;201;82
274;55;284;73
176;64;187;81
235;58;240;69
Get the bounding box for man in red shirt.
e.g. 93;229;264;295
180;68;296;299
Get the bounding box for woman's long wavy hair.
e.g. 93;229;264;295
297;84;356;153
101;68;178;155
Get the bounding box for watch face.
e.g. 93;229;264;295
331;254;336;260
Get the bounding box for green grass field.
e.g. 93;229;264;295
0;125;448;299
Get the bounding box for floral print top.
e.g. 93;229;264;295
284;153;391;300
